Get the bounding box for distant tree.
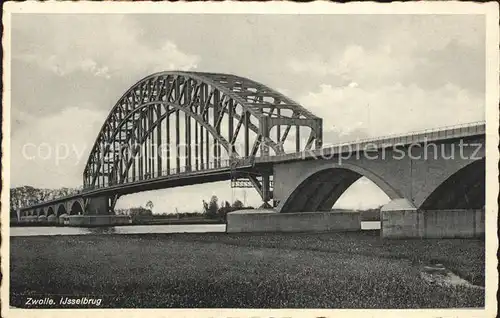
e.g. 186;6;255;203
115;208;128;215
129;206;153;223
60;187;72;197
24;186;38;206
10;186;40;209
205;195;219;219
10;208;18;220
10;186;81;211
217;201;232;221
10;188;22;211
202;200;209;214
232;199;244;210
146;200;154;211
36;189;51;202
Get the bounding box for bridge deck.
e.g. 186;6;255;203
83;165;237;197
20;165;240;211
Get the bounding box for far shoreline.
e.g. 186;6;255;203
10;218;226;228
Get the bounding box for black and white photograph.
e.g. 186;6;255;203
2;2;498;317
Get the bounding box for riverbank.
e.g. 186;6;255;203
11;209;380;227
10;217;224;227
10;231;484;308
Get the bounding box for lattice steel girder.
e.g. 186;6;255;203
268;117;319;127
231;179;255;188
83;71;323;188
231;177;274;189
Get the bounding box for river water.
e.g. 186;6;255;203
10;221;380;237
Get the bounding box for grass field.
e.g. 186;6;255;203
10;230;484;308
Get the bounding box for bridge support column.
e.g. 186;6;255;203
60;196;130;226
381;199;484;239
261;174;271;204
380;199;419;238
85;196;113;215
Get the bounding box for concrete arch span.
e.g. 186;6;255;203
69;200;84;215
46;206;55;217
56;204;67;217
276;162;402;213
420;157;485;210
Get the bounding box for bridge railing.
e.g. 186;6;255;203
256;121;486;162
344;121;485;147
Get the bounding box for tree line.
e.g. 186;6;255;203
10;186;81;214
202;195;254;221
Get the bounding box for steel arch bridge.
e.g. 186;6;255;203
83;71;323;207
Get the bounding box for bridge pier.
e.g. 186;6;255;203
261;174;272;204
380;207;485;239
226;210;361;233
85;196;113;215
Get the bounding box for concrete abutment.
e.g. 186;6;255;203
226;210;361;233
381;209;485;239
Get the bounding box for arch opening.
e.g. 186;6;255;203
278;167;394;213
420;158;485;210
46;207;55;217
56;205;67;217
70;201;84;215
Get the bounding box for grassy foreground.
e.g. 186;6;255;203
10;231;484;308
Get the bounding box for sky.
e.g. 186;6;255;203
10;13;485;213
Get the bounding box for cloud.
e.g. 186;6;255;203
13;15;200;80
15;38;199;80
18;55;111;78
11;107;108;188
288;44;420;88
157;41;200;71
286;15;485;94
298;82;484;139
11;14;201;134
78;59;111;78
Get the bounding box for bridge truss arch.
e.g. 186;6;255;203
83;71;323;189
